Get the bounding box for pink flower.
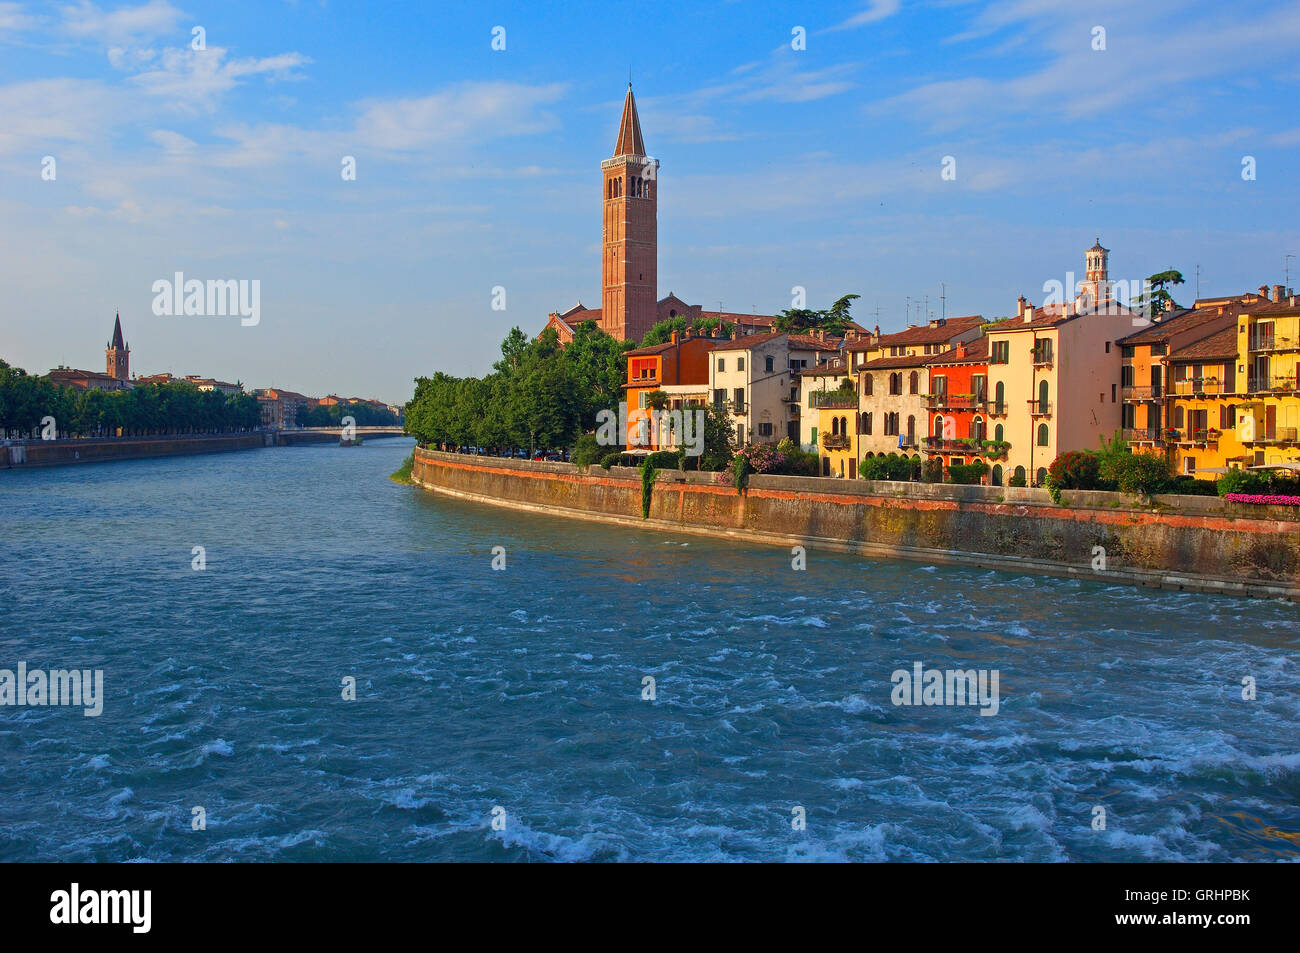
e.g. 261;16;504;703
1224;493;1300;506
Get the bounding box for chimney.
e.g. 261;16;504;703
1016;295;1027;319
1273;284;1285;303
956;341;966;359
670;330;679;344
731;329;739;341
817;328;825;341
1022;299;1034;324
1259;285;1270;299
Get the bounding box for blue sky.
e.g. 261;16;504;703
2;0;1297;403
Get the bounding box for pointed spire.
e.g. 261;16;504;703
110;312;125;350
613;83;645;158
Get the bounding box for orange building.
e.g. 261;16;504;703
921;337;997;475
623;328;716;448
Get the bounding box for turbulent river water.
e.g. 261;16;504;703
1;438;1296;861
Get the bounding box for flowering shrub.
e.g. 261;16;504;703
734;444;787;474
1224;493;1300;506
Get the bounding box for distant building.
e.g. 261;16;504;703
254;388;311;429
106;313;129;383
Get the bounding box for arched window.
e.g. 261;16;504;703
970;416;984;441
1013;465;1026;484
1037;423;1049;446
1038;379;1050;413
841;416;848;436
1036;467;1048;487
832;417;840;436
995;381;1005;414
909;371;919;395
933;415;945;438
906;415;916;443
994;423;1004;442
992;464;1003;486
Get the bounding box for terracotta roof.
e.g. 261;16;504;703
925;336;989;365
710;331;785;351
798;358;850;377
985;301;1139;332
1240;298;1300;316
787;333;843;349
613;85;645;157
624;337;717;357
1116;308;1200;344
1169;327;1237;362
860;352;933;370
864;315;984;348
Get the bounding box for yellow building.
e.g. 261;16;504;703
1166;327;1246;475
1235;293;1300;469
814;387;859;478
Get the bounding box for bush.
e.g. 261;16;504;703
947;460;989;485
599;451;624;470
389;452;415;484
921;457;944;483
1168;475;1219;497
772;448;820;477
1008;470;1027;487
1216;468;1264;497
644;450;680;470
861;453;914;482
1103;452;1172;497
571;434;606;467
1047;451;1101;490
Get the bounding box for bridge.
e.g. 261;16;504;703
278;426;408;445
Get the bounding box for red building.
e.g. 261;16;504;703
922;337;998;474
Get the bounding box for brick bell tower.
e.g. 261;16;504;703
601;84;658;342
106;312;129;382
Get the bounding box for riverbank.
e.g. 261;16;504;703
412;447;1300;600
2;429;405;469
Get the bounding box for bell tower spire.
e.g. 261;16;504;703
601;84;658;342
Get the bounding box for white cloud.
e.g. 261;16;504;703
827;0;903;32
60;0;184;44
353;81;567;150
128;47;311;112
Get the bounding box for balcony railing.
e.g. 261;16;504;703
923;394;986;411
1172;378;1228;396
1028;400;1052;416
821;433;851;450
1249;335;1298;353
1122;428;1163;444
1247;375;1299;393
987;402;1008;416
811;392;858;409
1252;427;1300;444
1121;385;1160;400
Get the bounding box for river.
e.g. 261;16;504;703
0;439;1296;861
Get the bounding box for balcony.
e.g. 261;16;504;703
821;433;851;450
1172;378;1228;396
811;392;858;409
1121;385;1161;401
1251;427;1300;445
1180;429;1221;446
1247;375;1299;393
1249;335;1299;353
923;394;986;411
1027;400;1052;417
987;402;1009;417
1122;428;1163;444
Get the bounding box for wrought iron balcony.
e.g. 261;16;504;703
821;433;851;450
811;392;858;409
1027;400;1052;416
1121;385;1160;400
1122;428;1163;444
923;394;986;411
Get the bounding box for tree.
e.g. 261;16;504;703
1134;269;1185;319
772;293;860;335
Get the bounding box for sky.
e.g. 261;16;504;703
1;0;1297;405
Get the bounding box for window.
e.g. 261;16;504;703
1037;423;1049;446
909;371;919;395
864;412;872;435
889;373;902;395
736;424;745;443
934;415;945;438
737;357;746;372
733;388;745;413
1221;404;1235;429
1105;341;1111;353
1174;406;1185;428
906;415;916;443
811;426;818;444
832;417;840;436
991;341;1010;364
994;424;1003;442
713;388;725;409
808;391;815;408
765;356;774;373
758;422;773;437
1037;379;1050;413
1033;338;1053;364
994;381;1006;414
717;358;725;372
864;376;873;396
991;464;1003;486
1122;345;1135;358
1035;467;1048;487
970;417;984;441
1111;383;1116;403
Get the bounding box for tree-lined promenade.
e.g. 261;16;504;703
1;358;261;439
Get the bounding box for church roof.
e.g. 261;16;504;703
613;84;646;157
109;313;125;349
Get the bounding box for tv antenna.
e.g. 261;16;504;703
1286;254;1295;291
939;282;946;320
